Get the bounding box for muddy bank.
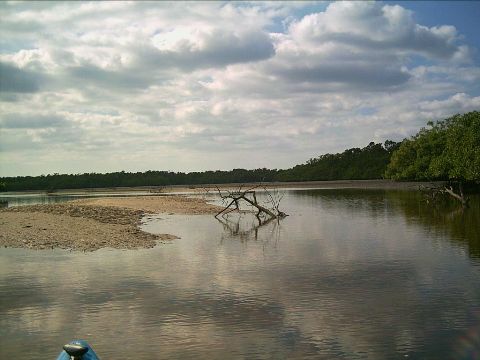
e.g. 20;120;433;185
0;196;222;251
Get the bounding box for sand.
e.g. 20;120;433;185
74;195;223;214
0;196;223;252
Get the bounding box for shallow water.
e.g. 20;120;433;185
1;189;479;359
0;191;155;208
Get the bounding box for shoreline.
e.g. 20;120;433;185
0;196;223;252
0;179;446;196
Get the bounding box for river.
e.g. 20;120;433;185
0;189;479;359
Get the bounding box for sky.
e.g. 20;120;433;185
1;1;479;177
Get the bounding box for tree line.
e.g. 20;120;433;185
1;111;478;192
277;140;400;182
385;110;479;183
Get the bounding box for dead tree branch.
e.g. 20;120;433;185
422;181;469;208
214;186;288;220
442;183;469;207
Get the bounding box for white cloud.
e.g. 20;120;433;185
419;93;480;115
288;2;465;60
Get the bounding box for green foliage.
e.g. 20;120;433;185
385;111;480;182
442;111;480;181
277;141;398;181
0;169;280;192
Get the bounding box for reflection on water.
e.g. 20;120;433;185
388;190;480;259
215;212;282;246
294;189;480;261
0;191;156;207
0;194;78;207
0;189;479;359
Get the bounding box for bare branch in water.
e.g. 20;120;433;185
214;185;288;220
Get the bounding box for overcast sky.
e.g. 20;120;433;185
1;1;479;176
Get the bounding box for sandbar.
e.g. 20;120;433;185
0;195;223;251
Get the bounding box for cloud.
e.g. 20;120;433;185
0;61;43;93
289;2;466;61
0;1;479;176
66;64;157;90
256;2;470;93
272;62;411;89
0;113;67;129
419;93;480;117
147;28;275;70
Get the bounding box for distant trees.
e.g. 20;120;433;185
385;111;480;182
277;141;399;181
0;169;279;192
0;142;401;192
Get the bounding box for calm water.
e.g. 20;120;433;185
0;191;157;208
1;189;479;359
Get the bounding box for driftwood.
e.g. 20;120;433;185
439;182;469;207
422;182;469;207
214;185;288;220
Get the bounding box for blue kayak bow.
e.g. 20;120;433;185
56;340;100;360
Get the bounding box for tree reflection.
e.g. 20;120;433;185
387;191;480;260
216;212;282;246
292;189;480;261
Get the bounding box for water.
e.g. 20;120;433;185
0;191;156;208
1;189;479;359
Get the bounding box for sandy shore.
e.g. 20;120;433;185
74;195;223;214
0;196;223;251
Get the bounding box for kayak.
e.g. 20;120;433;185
56;340;100;360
